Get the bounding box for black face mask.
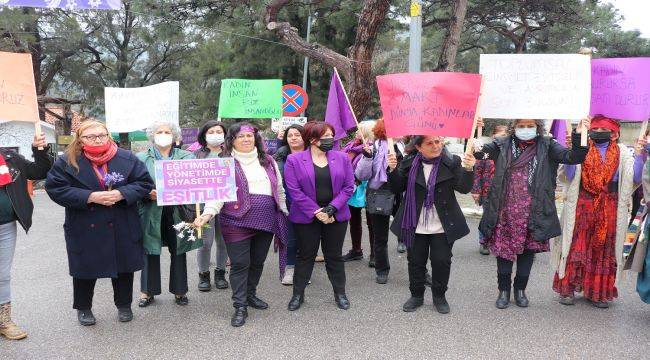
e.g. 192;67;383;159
588;131;612;144
318;138;334;152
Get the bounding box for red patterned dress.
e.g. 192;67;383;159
553;142;620;302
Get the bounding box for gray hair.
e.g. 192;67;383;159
146;121;182;142
509;119;546;136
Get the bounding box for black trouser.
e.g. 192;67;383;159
496;251;535;291
141;207;188;296
73;273;134;310
407;233;453;298
370;213;390;275
293;220;348;296
225;231;273;308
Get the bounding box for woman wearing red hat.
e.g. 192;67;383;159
552;115;645;308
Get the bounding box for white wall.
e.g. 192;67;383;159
0;121;56;160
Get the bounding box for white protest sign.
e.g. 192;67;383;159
271;116;308;133
105;81;179;133
479;54;591;120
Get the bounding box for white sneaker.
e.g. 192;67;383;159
281;267;294;285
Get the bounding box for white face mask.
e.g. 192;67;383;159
154;134;174;148
514;128;537;141
206;133;225;146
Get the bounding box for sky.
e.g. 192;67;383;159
609;0;650;37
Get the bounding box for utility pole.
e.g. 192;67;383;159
300;6;313;117
409;0;422;73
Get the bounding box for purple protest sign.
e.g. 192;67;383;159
590;58;650;121
0;0;121;10
264;139;280;156
154;158;237;206
181;128;199;145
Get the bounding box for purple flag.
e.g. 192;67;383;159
325;70;358;141
550;120;567;147
1;0;121;10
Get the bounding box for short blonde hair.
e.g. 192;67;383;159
357;120;376;142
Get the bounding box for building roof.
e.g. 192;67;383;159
43;106;99;133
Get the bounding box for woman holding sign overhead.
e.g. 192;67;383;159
45;121;153;326
283;121;355;312
194;122;288;327
137;121;199;308
552;116;644;308
474;118;589;310
389;136;475;314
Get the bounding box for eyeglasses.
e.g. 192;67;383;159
80;134;109;142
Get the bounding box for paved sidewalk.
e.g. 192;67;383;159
2;195;649;359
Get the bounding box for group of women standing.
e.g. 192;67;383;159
3;113;650;339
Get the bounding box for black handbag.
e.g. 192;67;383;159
366;188;395;216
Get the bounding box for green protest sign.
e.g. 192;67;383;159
217;79;283;118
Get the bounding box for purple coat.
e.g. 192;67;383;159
284;149;355;224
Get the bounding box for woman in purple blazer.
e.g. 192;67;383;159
283;121;355;311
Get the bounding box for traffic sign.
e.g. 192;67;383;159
282;84;309;117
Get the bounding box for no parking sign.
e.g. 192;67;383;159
282;84;309;117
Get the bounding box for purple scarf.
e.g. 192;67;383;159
343;139;365;169
401;153;442;248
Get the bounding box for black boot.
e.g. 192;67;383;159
514;290;529;308
77;310;96;326
287;294;304;311
231;307;248;327
198;272;211;292
342;250;363;262
496;290;511;309
214;269;229;289
432;294;450;314
247;294;269;310
334;293;350;310
496;274;512;309
402;296;424;312
513;275;529;307
117;307;133;323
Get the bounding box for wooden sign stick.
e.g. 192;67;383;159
465;78;486;160
195;203;202;238
34;122;44;150
638;119;648;142
578;47;592;147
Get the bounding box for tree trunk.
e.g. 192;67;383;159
435;0;469;71
266;0;390;120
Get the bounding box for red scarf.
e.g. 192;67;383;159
83;142;118;167
0;153;11;186
580;140;619;248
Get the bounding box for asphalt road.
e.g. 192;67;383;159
2;194;649;359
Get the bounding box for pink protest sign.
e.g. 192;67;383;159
590;58;650;121
154;158;237;206
377;72;482;138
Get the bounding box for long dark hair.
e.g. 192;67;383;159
198;120;227;149
280;124;306;149
224;122;269;167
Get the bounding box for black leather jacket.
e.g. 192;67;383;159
0;147;53;232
